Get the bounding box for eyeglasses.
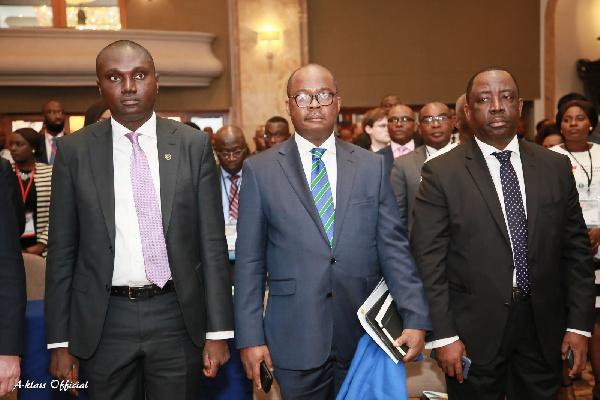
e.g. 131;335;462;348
388;117;414;124
420;115;450;125
216;148;246;159
289;92;337;108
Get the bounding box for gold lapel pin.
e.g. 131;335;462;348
165;153;172;160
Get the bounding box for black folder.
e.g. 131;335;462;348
364;289;409;360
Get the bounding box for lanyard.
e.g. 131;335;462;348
565;144;593;195
15;165;35;202
46;133;57;157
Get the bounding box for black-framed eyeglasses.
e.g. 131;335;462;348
216;148;247;159
420;115;450;125
388;117;414;124
289;92;337;108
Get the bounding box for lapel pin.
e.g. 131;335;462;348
165;153;172;160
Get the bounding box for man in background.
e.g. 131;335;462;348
39;100;66;165
264;116;291;149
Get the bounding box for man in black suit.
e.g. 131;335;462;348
0;165;26;398
411;67;595;398
1;157;25;235
45;40;233;400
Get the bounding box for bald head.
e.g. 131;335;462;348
454;93;472;142
286;63;338;97
214;125;248;175
96;40;155;77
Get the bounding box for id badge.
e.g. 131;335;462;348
581;199;600;227
21;211;36;238
225;220;237;252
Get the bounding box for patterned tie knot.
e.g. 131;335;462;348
493;150;512;164
311;148;326;161
125;132;141;145
229;174;240;185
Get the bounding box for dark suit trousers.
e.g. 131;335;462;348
446;299;561;400
80;291;204;400
274;346;351;400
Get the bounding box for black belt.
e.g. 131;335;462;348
110;281;174;300
511;287;530;302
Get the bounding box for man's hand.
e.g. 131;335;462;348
24;243;45;256
393;329;426;363
203;339;230;378
562;331;588;377
433;340;467;383
49;348;79;396
240;345;273;391
0;355;20;398
589;228;600;255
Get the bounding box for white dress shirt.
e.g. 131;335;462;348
427;136;588;350
44;131;64;162
295;132;338;206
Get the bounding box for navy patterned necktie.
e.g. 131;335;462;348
310;148;335;247
493;150;530;293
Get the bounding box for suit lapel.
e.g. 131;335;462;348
520;141;540;245
464;140;511;246
156;117;180;236
88;120;116;248
413;146;427;170
332;139;357;250
278;139;330;245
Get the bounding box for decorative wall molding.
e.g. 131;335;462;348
0;28;223;87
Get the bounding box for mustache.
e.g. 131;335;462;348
488;116;509;124
305;111;324;120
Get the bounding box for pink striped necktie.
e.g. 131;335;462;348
125;132;171;288
229;174;240;220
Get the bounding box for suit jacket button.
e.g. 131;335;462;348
330;258;336;264
326;292;332;299
106;285;111;291
504;302;510;308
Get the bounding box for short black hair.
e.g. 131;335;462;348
556;99;598;131
286;64;338;97
96;40;155;76
465;66;520;105
266;116;289;128
556;92;587;112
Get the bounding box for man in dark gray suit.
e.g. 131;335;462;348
45;40;233;400
234;64;431;399
391;101;452;235
411;67;595;398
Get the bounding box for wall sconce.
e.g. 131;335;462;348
258;30;280;72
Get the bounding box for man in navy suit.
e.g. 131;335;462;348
234;64;431;399
0;165;26;398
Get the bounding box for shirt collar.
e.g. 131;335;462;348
221;167;242;179
111;112;157;142
294;132;337;155
45;131;64;139
391;139;415;152
474;135;520;160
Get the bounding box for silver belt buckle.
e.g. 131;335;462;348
128;286;137;300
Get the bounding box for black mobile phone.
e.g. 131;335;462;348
566;348;574;369
430;349;471;380
260;361;273;393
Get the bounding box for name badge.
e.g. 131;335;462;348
21;211;36;238
580;199;599;227
225;220;237;252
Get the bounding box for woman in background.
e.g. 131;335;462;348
551;99;600;400
9;127;52;257
84;99;111;127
